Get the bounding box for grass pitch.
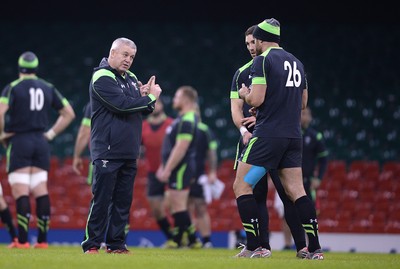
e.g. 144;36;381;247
0;245;399;269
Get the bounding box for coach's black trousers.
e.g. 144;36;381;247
81;159;137;252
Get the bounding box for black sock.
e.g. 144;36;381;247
36;195;50;243
271;169;306;251
16;196;31;243
202;236;211;244
253;178;270;250
172;211;191;246
236;194;260;251
186;223;199;245
157;217;173;240
294;195;321;252
283;202;306;251
0;207;17;240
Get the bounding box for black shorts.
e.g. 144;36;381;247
147;172;167;197
233;137;245;171
239;137;302;169
168;160;195;190
189;176;204;198
7;132;50;173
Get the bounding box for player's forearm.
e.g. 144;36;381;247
73;131;90;158
231;99;245;130
51;105;76;135
231;109;245;130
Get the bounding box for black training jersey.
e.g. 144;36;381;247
1;76;67;133
195;122;218;177
89;58;155;161
161;111;199;167
251;47;307;138
302;126;329;178
230;59;254;133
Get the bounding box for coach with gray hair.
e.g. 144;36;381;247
81;37;162;254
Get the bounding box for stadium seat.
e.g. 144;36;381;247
383;161;400;176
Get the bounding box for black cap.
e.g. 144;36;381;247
18;51;39;74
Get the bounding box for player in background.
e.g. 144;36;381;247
72;102;92;184
187;105;219;248
0;51;75;248
0;182;18;248
274;106;328;249
141;98;175;247
157;86;202;248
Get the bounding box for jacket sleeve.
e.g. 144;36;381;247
91;69;156;114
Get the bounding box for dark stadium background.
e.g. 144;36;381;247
1;0;397;162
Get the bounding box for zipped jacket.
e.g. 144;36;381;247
89;57;156;161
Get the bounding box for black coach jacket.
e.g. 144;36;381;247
89;57;155;161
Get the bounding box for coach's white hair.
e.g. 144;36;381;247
110;37;136;54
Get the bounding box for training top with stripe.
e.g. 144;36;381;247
1;75;67;133
89;57;156;161
161;111;199;167
251;47;307;139
230;59;255;133
195;122;218;178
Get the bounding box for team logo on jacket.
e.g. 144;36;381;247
101;160;109;168
132;82;138;91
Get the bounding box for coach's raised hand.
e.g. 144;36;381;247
148;75;162;99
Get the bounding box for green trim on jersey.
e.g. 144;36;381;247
230;91;239;99
197;122;208;132
177;133;192;141
6;143;12;173
209;141;218;150
252;77;266;85
317;151;329;158
234;141;240;170
147;94;156;102
62;98;70;106
92;69;116;84
242;137;257;163
182;111;196;122
176;111;196;141
87;162;93;185
91;69;152;112
252;47;283;86
176;163;187;190
126;70;137;80
83;202;95;244
0;97;8;104
81;118;91;127
231;59;253;99
197;122;217;149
